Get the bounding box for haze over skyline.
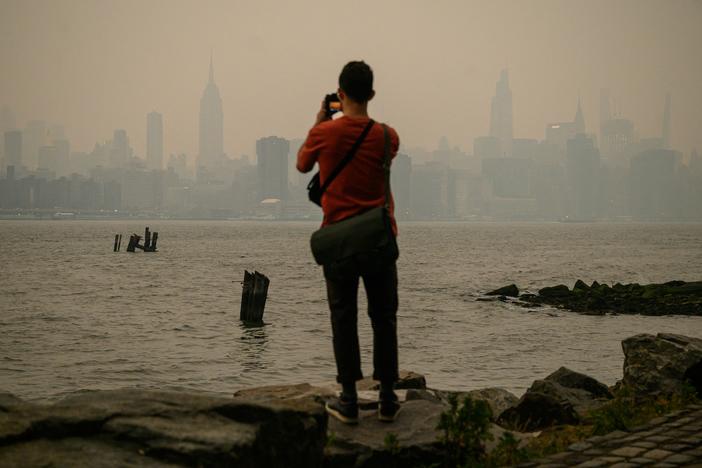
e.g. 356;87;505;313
1;0;701;160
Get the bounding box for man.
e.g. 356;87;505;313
297;61;401;424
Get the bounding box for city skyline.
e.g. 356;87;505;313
1;0;700;161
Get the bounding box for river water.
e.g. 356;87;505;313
1;220;701;402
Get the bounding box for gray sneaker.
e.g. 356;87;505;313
325;397;359;424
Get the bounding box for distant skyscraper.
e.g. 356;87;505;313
599;88;611;139
198;55;224;177
566;134;600;220
256;136;289;201
147;111;164;170
545;99;587;151
23;120;47;169
574;97;586;134
4;130;22;168
391;153;412;219
662;93;671;150
489;69;513;156
109;129;131;168
0;107;16;157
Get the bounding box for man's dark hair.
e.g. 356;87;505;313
338;61;374;102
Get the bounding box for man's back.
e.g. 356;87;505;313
298;115;400;231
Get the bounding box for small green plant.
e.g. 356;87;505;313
384;432;400;455
490;431;529;466
325;431;337;448
437;394;493;467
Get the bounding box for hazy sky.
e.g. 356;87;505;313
1;0;701;161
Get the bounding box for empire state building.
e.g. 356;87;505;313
198;56;224;177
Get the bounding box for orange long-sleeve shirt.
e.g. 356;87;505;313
297;116;400;234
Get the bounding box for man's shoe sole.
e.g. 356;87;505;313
378;405;401;422
325;402;359;425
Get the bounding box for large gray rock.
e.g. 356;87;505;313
324;399;531;468
0;389;327;468
622;333;702;397
416;387;519;422
497;367;612;431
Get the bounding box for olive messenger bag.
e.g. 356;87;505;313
309;122;399;266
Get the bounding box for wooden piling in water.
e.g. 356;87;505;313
150;232;158;251
113;234;119;252
117;234;122;251
144;227;151;250
240;271;269;324
126;234;140;252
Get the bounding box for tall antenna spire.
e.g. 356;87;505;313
209;50;215;84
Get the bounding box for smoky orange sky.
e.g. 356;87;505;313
1;0;701;161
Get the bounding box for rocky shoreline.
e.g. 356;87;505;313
482;280;702;316
1;333;700;467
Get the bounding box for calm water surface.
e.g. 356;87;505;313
1;220;701;401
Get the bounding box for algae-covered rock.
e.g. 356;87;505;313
486;284;520;297
518;280;702;316
538;284;571;297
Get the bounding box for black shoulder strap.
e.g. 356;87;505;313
318;119;375;196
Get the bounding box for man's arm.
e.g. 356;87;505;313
297;100;330;173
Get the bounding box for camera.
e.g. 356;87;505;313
324;93;342;119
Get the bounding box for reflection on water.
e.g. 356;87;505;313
239;323;269;372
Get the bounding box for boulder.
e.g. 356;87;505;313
537;284;571;298
233;382;335;403
0;389;327;468
497;367;612;431
324;400;443;468
486;284;520;297
622;333;702;397
573;280;589;292
546;367;613;400
324;399;533;468
497;392;579;432
428;387;519;422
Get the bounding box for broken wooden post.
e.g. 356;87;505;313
150;232;158;251
144;227;151;251
240;271;269;324
117;234;122;251
126;234;141;252
113;234;119;252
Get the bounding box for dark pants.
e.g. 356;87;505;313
323;260;399;384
